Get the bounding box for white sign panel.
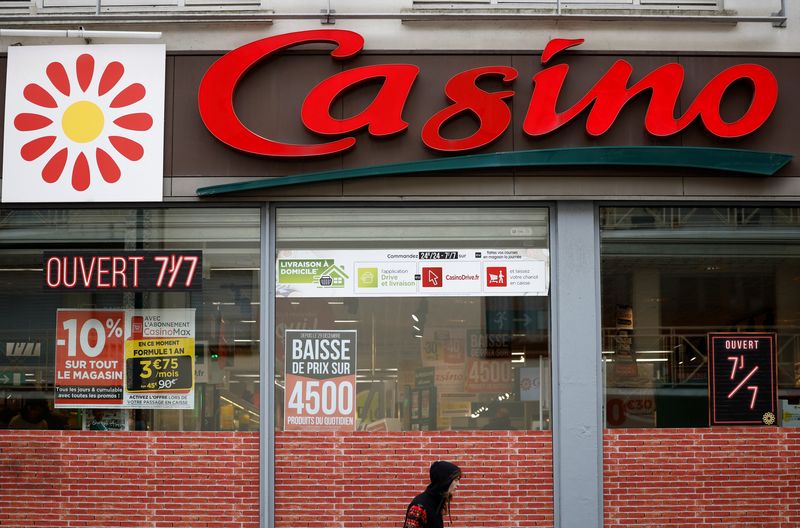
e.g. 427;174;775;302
520;367;541;402
782;400;800;428
277;249;549;298
3;45;165;203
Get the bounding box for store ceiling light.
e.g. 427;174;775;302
0;28;162;39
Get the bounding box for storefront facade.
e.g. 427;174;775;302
1;4;800;527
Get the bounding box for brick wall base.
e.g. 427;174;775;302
4;428;797;528
604;428;800;528
0;431;259;528
274;431;554;528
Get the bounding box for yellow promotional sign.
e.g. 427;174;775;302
123;308;196;409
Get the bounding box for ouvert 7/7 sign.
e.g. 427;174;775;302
198;30;778;157
708;333;777;426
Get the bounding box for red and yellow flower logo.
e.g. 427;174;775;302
12;53;154;192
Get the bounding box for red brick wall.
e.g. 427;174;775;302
8;427;794;528
274;431;554;528
0;431;259;528
604;428;800;528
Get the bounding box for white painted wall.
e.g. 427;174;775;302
0;0;795;53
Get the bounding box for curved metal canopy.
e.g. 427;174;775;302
196;147;793;197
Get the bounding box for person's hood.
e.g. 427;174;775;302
425;460;462;496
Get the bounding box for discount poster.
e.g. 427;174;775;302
55;309;126;407
284;330;356;432
54;308;195;409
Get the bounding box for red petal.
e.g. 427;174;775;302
71;153;90;191
113;113;153;131
109;136;144;161
96;148;121;183
14;113;53;131
42;148;68;183
23;84;57;108
20;136;56;161
76;54;94;93
98;62;124;96
110;83;145;108
46;62;70;96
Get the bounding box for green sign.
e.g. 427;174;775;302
278;259;348;288
357;267;379;288
0;371;20;385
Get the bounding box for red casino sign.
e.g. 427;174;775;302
198;30;778;157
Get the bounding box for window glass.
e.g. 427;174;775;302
601;206;800;428
275;207;551;431
0;208;260;431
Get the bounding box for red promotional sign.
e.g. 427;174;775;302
464;330;512;394
199;30;778;157
54;309;125;407
284;330;357;431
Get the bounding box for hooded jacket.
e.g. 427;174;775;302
402;460;462;528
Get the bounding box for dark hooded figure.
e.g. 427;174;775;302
402;460;462;528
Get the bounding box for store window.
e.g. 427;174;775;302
275;207;551;432
0;208;260;431
601;206;800;428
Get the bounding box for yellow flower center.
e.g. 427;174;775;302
62;101;104;143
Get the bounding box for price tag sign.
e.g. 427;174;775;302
125;343;193;392
123;309;195;409
54;307;195;409
284;330;356;431
54;309;126;408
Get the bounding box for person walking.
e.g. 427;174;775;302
403;460;462;528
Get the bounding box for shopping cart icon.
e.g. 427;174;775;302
486;266;507;287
